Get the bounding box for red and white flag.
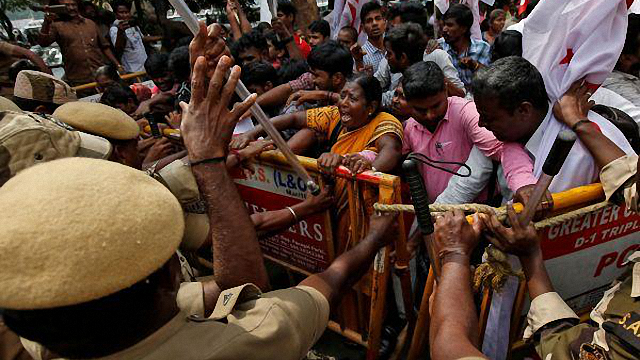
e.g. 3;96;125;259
327;0;372;44
522;0;630;101
517;0;529;15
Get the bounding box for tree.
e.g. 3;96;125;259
0;0;33;41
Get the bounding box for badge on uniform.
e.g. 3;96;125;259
578;343;608;360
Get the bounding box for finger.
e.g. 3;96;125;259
485;234;506;252
506;204;522;231
190;56;207;104
452;209;465;222
179;101;189;114
230;93;257;122
471;214;485;235
220;65;241;113
209;55;232;101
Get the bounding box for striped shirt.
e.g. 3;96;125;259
362;40;386;74
438;37;491;90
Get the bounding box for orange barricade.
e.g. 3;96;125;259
230;150;414;360
71;71;147;92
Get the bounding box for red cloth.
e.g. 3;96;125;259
294;34;311;59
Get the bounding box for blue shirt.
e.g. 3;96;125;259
362;40;386;74
437;37;491;89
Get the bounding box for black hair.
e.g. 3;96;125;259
402;61;445;101
622;14;640;56
264;31;288;52
384;23;427;64
277;0;297;20
95;64;120;82
398;2;428;33
144;53;169;78
360;1;382;23
111;0;131;11
256;21;272;33
339;26;358;42
100;84;139;107
350;74;382;115
13;97;60;112
309;19;330;38
277;59;310;83
230;29;268;59
241;61;279;87
443;4;474;37
168;46;190;82
491;30;522;62
307;41;353;78
387;4;401;20
9;60;38;82
472;56;549;113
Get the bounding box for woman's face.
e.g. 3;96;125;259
491;13;506;33
338;82;373;130
96;74;116;92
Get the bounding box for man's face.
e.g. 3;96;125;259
407;91;448;126
363;10;386;38
276;11;294;29
308;32;326;48
238;47;264;67
442;18;467;44
337;30;356;49
59;0;79;19
113;99;138;116
311;68;333;91
391;83;412;121
115;5;131;21
384;41;404;73
389;15;402;30
152;72;175;92
475;96;530;142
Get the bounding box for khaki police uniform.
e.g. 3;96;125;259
522;155;640;359
0;158;330;360
14;70;77;106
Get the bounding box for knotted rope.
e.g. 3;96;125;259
374;200;612;291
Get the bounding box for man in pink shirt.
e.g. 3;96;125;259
401;61;536;203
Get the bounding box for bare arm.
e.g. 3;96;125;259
102;47;122;69
10;45;52;74
181;27;269;293
37;15;56;46
113;25;127;55
257;82;296;108
226;2;243;41
230;110;307;149
429;210;487;360
299;213;396;308
372;134;403;173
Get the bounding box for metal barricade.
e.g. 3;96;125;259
231;150;413;360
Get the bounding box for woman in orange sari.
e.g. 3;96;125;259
232;74;403;252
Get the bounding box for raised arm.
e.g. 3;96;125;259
37;13;56;47
230;110;307;149
257;82;297;108
181;52;269;292
225;0;243;40
6;43;51;74
429;210;487;360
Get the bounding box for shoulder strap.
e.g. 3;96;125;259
325;120;343;153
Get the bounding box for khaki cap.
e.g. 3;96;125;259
14;70;77;105
53;102;140;140
0;158;185;310
0;111;112;187
0;96;21;111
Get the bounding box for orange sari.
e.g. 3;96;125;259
306;106;403;251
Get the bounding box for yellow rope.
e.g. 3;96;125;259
374;200;613;291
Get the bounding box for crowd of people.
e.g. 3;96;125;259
1;0;640;359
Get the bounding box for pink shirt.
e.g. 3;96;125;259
402;97;536;202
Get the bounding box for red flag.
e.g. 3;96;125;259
517;0;529;15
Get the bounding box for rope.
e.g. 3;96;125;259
374;200;613;291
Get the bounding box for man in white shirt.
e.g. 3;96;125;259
110;0;156;73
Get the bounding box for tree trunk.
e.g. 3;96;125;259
292;0;319;35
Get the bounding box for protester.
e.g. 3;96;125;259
337;26;358;49
352;1;387;74
144;53;175;94
99;84;139;116
110;0;162;73
482;9;506;45
38;0;124;88
439;4;491;91
0;41;51;98
307;20;330;48
230;30;270;67
273;0;311;59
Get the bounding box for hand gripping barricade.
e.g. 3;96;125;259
230;150;414;360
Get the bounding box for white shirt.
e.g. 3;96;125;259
110;23;147;73
590;86;640;124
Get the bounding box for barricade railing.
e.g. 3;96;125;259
230;150;413;360
71;71;147;92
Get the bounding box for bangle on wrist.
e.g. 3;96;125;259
190;156;226;166
229;149;243;163
286;206;299;222
571;119;592;132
